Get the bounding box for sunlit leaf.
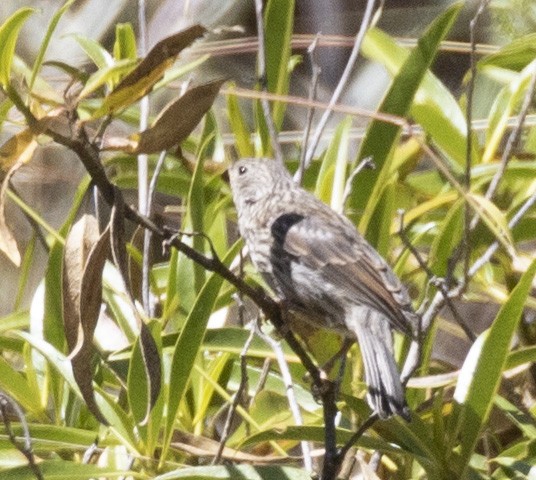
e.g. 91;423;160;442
72;34;113;69
478;32;536;72
483;58;536;163
0;460;141;480
468;192;515;255
154;465;312;480
161;241;242;461
315;116;352;211
113;22;137;61
353;3;462;235
264;0;295;128
78;58;137;99
453;259;536;477
226;87;254;157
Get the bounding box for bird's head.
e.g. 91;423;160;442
228;158;292;210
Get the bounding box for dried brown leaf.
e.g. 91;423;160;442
63;214;110;425
0;129;39;266
94;25;206;117
131;79;225;154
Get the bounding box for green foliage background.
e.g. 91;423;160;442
0;1;536;479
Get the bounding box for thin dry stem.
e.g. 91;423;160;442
142;150;167;316
303;0;378;169
0;394;43;480
296;34;322;185
212;325;256;465
254;322;313;472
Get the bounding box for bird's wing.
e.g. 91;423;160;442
279;214;414;335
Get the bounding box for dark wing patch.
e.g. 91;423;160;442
271;213;305;247
282;215;414;335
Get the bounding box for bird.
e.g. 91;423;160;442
227;157;419;420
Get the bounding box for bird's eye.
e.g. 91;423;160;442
238;165;247;175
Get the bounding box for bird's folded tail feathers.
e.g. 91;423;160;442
350;309;410;421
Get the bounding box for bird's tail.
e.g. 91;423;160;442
349;308;410;420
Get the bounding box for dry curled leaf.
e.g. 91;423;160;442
0;129;39;266
63;214;110;425
94;25;206;117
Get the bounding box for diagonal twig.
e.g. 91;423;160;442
0;393;43;480
303;0;378;170
212;325;256;465
296;34;322;185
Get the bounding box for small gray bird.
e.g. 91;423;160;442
228;158;418;419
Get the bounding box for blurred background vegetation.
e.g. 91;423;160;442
0;0;536;479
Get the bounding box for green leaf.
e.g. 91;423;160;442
127;321;164;454
452;259;536;477
72;34;113;69
264;0;295;128
226;88;254;157
353;3;462;234
0;423;117;452
186;149;207;292
0;355;42;415
361;27;468;171
78;58;138;99
113;23;137;61
428;199;464;277
484;58;536;164
314;116;352;211
154;465;311;480
0;7;34;87
467;192;515;256
0;460;142;480
160;241;242;462
29;0;74;90
478;32;536;72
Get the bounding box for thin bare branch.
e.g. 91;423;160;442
463;0;492;281
296;34;322;185
0;394;43;480
212;325;256;465
142;150;167;315
303;0;378;169
254;321;313;472
337;413;379;472
250;357;272;407
341;156;375;212
222;87;409;128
